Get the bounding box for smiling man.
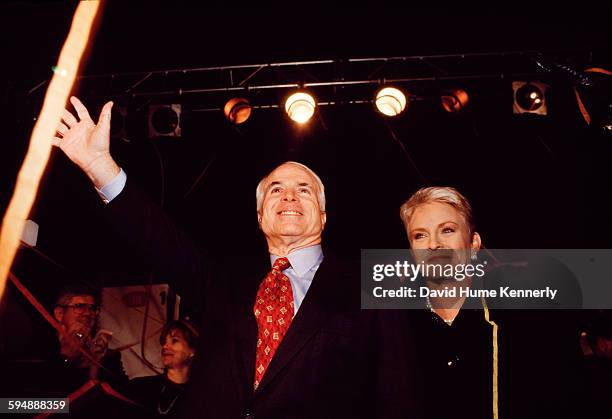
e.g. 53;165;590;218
53;290;99;364
49;97;402;418
256;162;326;257
51;285;126;387
254;162;327;319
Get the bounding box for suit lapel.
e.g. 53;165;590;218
254;257;338;395
229;260;267;400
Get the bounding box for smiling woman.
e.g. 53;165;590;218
126;320;199;416
397;186;585;419
400;186;482;324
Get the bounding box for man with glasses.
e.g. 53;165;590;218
47;284;129;393
53;285;105;374
1;284;128;398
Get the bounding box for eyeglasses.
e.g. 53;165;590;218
60;303;100;313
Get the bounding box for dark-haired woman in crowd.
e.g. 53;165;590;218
128;320;198;417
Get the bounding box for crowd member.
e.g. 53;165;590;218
128;320;199;417
0;283;126;397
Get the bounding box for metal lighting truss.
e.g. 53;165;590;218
48;50;590;111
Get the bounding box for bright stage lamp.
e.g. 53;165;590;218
285;91;316;124
375;87;407;116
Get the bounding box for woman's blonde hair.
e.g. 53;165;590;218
399;186;475;237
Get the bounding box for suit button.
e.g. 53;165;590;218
244;412;254;419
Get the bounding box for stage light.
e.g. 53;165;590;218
441;89;469;113
375;87;407;116
224;97;252;124
512;81;548;115
148;104;182;138
285;91;316;124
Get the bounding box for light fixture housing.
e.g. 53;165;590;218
512;81;548;115
148;104;182;138
224;97;252;124
441;89;469;113
375;86;407;116
285;91;316;124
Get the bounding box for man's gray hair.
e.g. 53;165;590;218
256;161;326;212
54;283;101;308
399;186;475;237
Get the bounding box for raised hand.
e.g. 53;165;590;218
53;96;120;188
89;329;113;360
58;321;92;360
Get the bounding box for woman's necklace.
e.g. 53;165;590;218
425;295;455;325
157;383;180;415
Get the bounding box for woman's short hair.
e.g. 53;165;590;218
160;320;199;350
399;186;475;237
255;161;326;212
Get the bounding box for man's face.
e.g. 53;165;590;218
53;295;97;339
258;163;326;247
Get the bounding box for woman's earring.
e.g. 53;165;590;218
470;249;477;261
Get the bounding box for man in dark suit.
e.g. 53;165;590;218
53;97;420;418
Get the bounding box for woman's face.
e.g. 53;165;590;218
161;329;194;369
407;201;480;267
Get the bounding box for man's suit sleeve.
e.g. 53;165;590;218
101;176;207;305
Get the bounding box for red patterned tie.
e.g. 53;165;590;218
253;257;294;390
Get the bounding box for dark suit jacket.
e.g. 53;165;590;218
104;179;422;419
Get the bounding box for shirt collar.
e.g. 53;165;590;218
270;244;324;277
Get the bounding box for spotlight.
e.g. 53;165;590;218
375;86;407;116
224;97;252;124
512;81;548;115
441;89;469;113
285;91;316;124
148;104;182;138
